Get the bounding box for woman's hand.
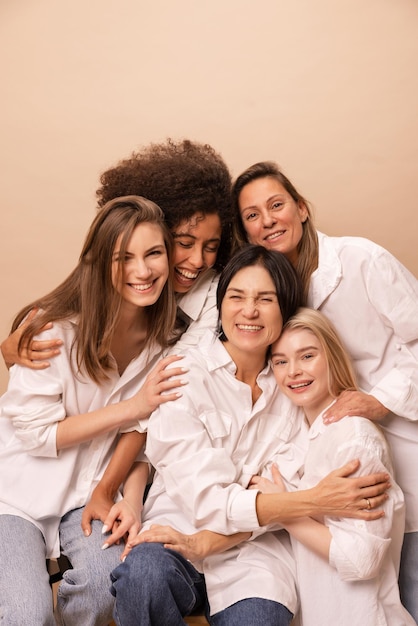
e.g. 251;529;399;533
125;525;250;562
323;390;389;424
101;499;142;558
81;487;115;537
126;354;189;421
249;464;286;494
0;309;62;369
312;459;390;520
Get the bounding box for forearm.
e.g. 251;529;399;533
56;398;139;450
194;530;251;558
123;460;150;515
284;517;331;560
255;462;390;526
93;431;147;500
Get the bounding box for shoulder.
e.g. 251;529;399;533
318;231;386;258
326;415;387;446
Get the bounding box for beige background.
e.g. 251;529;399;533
1;0;417;393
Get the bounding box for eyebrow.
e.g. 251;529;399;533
240;194;288;212
113;243;165;258
271;345;319;358
226;287;278;296
172;232;221;242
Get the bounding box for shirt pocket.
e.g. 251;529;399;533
200;410;232;442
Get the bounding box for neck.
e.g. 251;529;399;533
304;396;334;427
224;341;266;404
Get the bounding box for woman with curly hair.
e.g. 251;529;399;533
1;139;233;367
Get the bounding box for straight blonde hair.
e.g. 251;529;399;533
282;307;358;397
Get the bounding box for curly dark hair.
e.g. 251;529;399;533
97;139;233;270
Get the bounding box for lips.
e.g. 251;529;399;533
128;282;154;291
288;381;312;390
175;267;200;280
264;230;285;242
236;324;263;331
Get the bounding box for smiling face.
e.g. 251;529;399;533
271;327;333;423
220;264;283;363
171;212;222;294
112;222;169;311
238;177;307;265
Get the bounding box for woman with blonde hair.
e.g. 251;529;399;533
265;307;415;625
232;161;418;620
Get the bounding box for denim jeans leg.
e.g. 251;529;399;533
110;542;207;626
0;514;55;626
399;531;418;624
56;506;124;626
209;597;293;626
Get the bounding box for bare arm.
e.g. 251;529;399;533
81;431;146;535
255;459;390;526
56;355;187;450
1;309;62;370
128;525;251;561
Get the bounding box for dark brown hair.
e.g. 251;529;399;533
97;139;233;270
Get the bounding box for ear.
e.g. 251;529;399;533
298;201;309;223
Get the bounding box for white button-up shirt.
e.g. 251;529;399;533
143;330;306;616
293;412;415;625
175;269;219;351
0;318;161;557
310;232;418;532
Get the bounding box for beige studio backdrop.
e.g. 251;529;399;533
0;0;417;393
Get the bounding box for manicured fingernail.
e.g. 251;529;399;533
180;368;189;373
102;525;109;534
102;543;109;550
83;529;91;537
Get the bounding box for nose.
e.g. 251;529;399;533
288;360;302;377
134;258;152;278
261;209;276;228
242;298;259;318
188;246;205;269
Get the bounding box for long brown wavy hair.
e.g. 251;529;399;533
11;196;177;383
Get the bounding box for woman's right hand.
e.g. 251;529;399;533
126;354;188;421
0;309;62;369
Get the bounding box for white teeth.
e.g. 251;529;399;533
290;382;311;389
130;283;153;291
177;268;199;279
265;231;284;241
237;324;263;331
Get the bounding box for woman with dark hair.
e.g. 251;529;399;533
109;246;390;626
231;161;418;621
0;138;233;368
0;196;186;625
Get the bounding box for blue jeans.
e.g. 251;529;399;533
0;515;55;625
399;531;418;624
0;508;122;626
56;506;123;626
110;542;292;626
